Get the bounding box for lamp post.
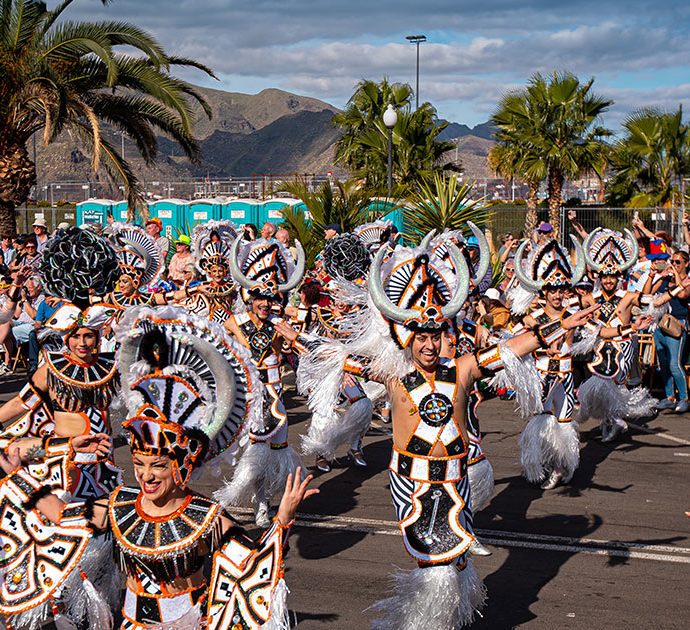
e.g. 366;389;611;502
383;104;398;198
406;34;426;109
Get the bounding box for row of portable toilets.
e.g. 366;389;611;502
76;197;403;236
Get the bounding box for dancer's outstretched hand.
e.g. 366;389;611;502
276;467;319;525
562;304;600;329
72;433;112;457
0;446;21;474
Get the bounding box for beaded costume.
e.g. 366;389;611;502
186;220;239;323
576;229;658;439
218;235;306;527
510;237;586;486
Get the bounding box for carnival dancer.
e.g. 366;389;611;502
95;222;163;315
284;232;597;629
185;220;239;323
576;229;658;442
508;237;587;489
219;236;306;527
0;226;125;629
297;233;375;472
0;305;317;630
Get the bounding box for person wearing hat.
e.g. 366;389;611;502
167;233;194;285
32;218;49;252
535;221;554;246
145;216;170;259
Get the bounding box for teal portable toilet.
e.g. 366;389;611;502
189;199;221;223
262;197;293;226
76;199;113;225
112;200;131;223
222;199;260;227
149;199;187;238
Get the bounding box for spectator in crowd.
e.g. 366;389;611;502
32;218;50;252
324;224;341;240
497;232;515;260
151;267;177;293
467;234;492;293
29;295;64;373
568;209;589;240
275;228;297;260
145;217;170;259
243;223;258;241
389;225;401;247
260;222;277;241
9;236;25;271
181;263;203;289
11;237;39;270
645;252;690;413
628;237;652;292
535;222;555;245
1;235;15;268
0;275;44;372
167;234;194;285
498;259;517;296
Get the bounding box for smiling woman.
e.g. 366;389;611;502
0;305;318;629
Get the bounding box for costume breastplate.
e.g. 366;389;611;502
399;359;466;457
595;291;624;326
109;486;222;585
235;313;279;367
44;351;118;412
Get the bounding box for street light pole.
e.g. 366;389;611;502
383;104;398;198
406;35;426;109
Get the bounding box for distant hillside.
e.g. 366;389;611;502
33;84;497;189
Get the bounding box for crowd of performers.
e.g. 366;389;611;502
0;215;680;628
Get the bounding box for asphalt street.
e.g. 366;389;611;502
1;370;688;629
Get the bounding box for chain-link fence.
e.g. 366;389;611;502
488;206;685;249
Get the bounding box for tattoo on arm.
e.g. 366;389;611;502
25;445;46;462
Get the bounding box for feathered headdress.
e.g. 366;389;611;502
115;306;263;487
583;228;639;276
191;220;238;275
229;236;305;302
110;222;163;290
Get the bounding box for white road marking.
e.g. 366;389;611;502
674;452;690;457
228;508;690;564
627;422;690;446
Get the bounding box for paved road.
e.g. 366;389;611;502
2;372;688;629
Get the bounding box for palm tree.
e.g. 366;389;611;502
333;79;456;191
489;72;612;235
606;106;689;207
402;173;492;245
278;176;384;266
0;0;215;234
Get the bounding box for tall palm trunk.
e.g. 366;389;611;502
0;142;36;236
524;179;540;237
547;167;563;239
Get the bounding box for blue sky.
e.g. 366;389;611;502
67;0;690;130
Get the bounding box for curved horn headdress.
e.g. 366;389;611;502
230;235;304;301
111;222;162;290
584;228;639;275
369;231;469;347
191;220;238;275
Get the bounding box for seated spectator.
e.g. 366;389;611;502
32;218;50;252
168;235;194;285
11;237;39;270
260;222;277;240
242;223;258;241
182;263;203;289
0;275;44;372
1;235;16;268
145;217;171;259
30;295;64;373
